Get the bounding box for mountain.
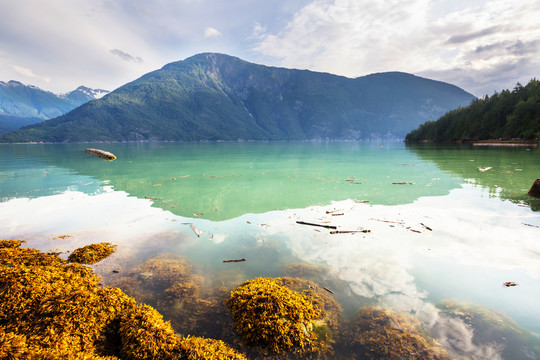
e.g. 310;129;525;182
0;53;474;142
0;81;109;135
406;79;540;142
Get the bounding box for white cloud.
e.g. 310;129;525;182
10;64;51;83
204;27;223;38
253;0;540;96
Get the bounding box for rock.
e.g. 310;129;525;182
527;179;540;198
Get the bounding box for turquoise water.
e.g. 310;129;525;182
1;141;540;359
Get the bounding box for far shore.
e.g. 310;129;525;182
411;139;540;147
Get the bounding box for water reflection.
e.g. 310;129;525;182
2;142;540;359
1;142;462;220
406;143;540;210
2;183;540;359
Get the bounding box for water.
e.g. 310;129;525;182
1;141;540;359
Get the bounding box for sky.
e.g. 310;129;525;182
0;0;539;97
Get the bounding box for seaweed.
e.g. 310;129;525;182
0;240;246;359
339;306;450;360
227;277;328;357
68;242;118;264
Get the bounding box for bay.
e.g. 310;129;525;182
1;141;540;359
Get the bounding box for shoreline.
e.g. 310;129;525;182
409;139;540;147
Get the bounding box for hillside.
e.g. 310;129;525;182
1;53;474;142
406;79;540;142
0;81;108;134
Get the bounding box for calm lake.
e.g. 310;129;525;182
1;141;540;359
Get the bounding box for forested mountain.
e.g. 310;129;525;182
406;79;540;142
1;53;474;143
0;81;108;135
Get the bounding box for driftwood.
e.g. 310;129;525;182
503;281;519;287
322;287;335;294
85;148;116;161
223;258;247;263
392;182;414;185
369;218;405;225
296;221;337;230
420;223;433;231
330;230;370;234
190;224;201;237
326;209;343;214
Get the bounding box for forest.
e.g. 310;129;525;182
406;79;540;141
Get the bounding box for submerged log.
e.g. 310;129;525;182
223;258;247;263
527;179;540;198
296;221;337;230
85;148;116;161
330;230;371;234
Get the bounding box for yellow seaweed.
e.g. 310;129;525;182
227;277;326;356
68;242;118;264
0;240;246;359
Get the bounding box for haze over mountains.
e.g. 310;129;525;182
1;53;475;142
0;81;108;135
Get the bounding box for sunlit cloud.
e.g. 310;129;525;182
253;0;540;96
10;64;51;83
204;27;223;38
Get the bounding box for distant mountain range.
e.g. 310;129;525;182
0;53;474;142
0;81;108;135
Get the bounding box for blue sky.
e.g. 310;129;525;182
0;0;538;97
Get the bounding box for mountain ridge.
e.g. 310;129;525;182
0;81;109;135
1;53;474;142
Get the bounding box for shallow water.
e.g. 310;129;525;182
1;141;540;359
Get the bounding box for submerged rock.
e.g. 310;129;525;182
527;178;540;198
340;306;450;360
67;242;118;264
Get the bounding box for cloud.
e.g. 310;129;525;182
204;27;223;38
253;0;540;96
446;26;502;44
10;64;51;83
110;49;143;63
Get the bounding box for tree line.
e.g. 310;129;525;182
406;79;540;141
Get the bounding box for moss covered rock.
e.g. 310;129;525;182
227;277;323;356
68;242;118;264
341;306;449;360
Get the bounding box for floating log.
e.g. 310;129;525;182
190;224;201;237
85;148;116;161
392;182;414;185
330;230;370;234
296;221;337;230
326;209;343;214
420;223;433;231
527;179;540;198
503;281;519;287
322;287;335;294
223;258;247;263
